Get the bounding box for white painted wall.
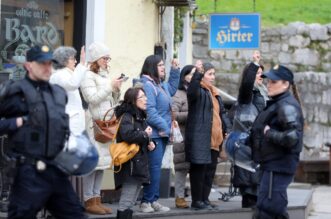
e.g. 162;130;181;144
104;0;159;90
179;12;193;67
161;7;174;75
85;0;160;190
85;0;106;56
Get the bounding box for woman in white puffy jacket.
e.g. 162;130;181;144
80;42;123;215
50;46;87;136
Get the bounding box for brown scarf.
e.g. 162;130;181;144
200;80;223;151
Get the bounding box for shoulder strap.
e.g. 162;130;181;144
146;81;158;96
16;79;40;106
111;116;123;142
112;113;136;142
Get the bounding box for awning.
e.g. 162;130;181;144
155;0;196;7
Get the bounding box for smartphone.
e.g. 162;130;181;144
118;73;129;81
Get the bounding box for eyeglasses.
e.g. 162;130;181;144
157;63;164;67
137;95;147;100
102;57;111;61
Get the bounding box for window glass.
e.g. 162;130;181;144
0;0;64;80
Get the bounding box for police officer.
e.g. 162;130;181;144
250;65;304;219
0;45;86;218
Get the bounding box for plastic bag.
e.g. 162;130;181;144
161;144;174;170
170;120;183;143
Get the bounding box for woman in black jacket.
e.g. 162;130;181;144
185;63;231;210
114;87;155;219
250;65;304;219
230;52;267;208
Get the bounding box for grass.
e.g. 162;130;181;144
196;0;331;27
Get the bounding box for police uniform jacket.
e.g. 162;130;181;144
185;72;231;164
114;104;150;188
250;91;304;174
0;76;69;160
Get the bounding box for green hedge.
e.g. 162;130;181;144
196;0;331;27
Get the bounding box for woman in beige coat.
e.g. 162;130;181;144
172;65;195;208
80;42;123;215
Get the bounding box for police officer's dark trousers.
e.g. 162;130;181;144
8;164;86;219
254;170;292;219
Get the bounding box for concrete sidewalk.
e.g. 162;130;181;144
308;186;331;219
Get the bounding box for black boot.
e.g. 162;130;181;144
191;201;207;210
117;209;133;219
242;194;257;208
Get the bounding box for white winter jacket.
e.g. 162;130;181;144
80;69;120;170
50;64;87;135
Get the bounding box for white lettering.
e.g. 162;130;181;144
16;8;32;18
5;18;20;42
216;29;254;44
4;18;59;46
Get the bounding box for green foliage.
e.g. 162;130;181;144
196;0;331;27
174;7;188;47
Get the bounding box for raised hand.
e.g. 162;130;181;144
80;46;86;66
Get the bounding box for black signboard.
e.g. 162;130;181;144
0;0;64;79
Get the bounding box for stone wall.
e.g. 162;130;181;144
216;72;331;160
193;20;331;159
193;21;331;73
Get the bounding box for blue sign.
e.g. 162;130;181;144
209;13;260;50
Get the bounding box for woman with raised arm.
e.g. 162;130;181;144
185;63;231;210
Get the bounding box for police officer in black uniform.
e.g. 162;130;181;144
0;45;86;218
250;65;304;219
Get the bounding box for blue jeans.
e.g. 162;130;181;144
142;137;168;203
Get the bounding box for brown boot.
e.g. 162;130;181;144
85;197;106;215
175;197;189;208
95;197;112;214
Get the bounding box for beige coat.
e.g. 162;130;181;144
172;89;190;171
80;69;120;170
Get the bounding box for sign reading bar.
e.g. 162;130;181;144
209;13;260;50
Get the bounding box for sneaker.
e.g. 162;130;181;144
151;201;170;212
140;202;154;213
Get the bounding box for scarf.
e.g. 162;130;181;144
254;82;269;103
200;80;223;151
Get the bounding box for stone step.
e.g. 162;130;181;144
214;172;231;187
216;161;232;173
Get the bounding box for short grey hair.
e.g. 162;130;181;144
53;46;77;70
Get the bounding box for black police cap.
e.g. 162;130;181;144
26;45;53;62
262;65;294;84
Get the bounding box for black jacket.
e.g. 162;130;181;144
0;77;69;160
230;62;263;132
250;91;304;174
231;63;263;188
114;104;150;188
185;72;231;164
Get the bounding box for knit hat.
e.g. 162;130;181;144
88;42;110;62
